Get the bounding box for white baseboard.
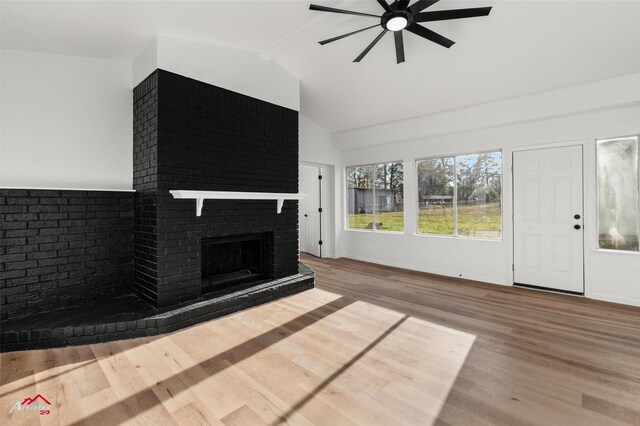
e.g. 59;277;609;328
331;254;640;308
588;293;640;308
337;253;509;287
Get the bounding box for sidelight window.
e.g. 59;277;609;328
597;136;639;252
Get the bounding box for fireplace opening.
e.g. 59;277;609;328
201;232;272;294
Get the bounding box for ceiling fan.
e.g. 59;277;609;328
309;0;492;63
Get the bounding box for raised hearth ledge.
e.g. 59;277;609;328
170;190;306;216
0;264;315;352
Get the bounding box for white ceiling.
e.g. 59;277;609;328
3;0;640;133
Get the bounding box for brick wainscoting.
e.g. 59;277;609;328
0;69;312;351
0;189;134;320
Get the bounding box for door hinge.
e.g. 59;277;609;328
512;264;514;271
318;240;323;246
318;175;323;180
318;207;323;213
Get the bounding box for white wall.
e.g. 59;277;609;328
335;96;640;307
2;36;301;190
0;49;133;189
132;36;300;112
300;115;338;166
132;37;157;89
333;72;640;150
299;115;340;258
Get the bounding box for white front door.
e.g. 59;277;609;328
299;165;322;257
513;146;584;293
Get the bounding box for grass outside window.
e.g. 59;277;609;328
346;162;404;232
416;152;502;239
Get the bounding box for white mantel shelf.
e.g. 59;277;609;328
170;190;306;216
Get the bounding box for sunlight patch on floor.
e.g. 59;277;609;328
1;289;475;425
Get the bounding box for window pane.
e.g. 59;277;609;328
597;137;639;251
375;162;404;231
417;158;454;235
455;152;502;238
347;165;375;230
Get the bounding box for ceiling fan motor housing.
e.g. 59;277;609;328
381;10;414;31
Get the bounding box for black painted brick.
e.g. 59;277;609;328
132;70;300;306
0;189;134;320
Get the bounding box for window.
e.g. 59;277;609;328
346;162;404;232
597;136;639;252
417;151;502;238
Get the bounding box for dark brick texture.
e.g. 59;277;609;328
0;264;314;352
0;189;134;320
133;70;300;307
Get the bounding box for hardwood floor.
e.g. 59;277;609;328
2;255;639;425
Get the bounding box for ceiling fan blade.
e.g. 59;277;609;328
408;0;440;14
319;24;380;45
376;0;393;13
397;0;411;9
309;4;381;18
406;24;455;48
354;29;388;62
415;7;492;22
394;31;405;64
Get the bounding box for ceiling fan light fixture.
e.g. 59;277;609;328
386;16;408;31
310;1;493;63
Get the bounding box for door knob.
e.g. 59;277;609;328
574;214;581;219
304;214;308;217
574;224;581;230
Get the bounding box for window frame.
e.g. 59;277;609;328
415;149;504;240
344;160;405;233
595;134;640;253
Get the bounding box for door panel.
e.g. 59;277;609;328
299;165;322;257
513;146;584;293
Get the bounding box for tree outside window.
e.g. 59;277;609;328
347;162;404;232
417;151;502;239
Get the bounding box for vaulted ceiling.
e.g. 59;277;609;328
3;1;640;133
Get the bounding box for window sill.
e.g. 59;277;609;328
344;228;405;235
413;233;503;243
591;248;640;257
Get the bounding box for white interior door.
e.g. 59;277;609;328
513;146;584;293
299;165;322;257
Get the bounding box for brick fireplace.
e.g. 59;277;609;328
133;69;300;307
0;69;312;352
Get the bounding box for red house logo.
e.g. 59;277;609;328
9;393;52;415
21;394;51;406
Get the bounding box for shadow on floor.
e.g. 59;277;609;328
65;295;355;426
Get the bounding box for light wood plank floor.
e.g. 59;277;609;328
2;255;639;425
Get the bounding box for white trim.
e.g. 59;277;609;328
339;253;509;286
0;186;135;192
412;233;502;243
591;248;640;257
170;190;306;216
300;161;336;259
508;139;590;295
589;293;640;308
345;228;404;235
